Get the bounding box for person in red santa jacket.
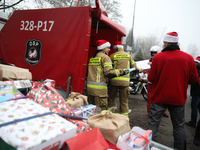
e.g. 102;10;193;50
147;31;198;150
147;45;169;117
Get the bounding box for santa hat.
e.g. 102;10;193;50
195;56;200;63
113;41;124;50
96;40;111;50
163;32;179;43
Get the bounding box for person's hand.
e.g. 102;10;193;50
147;62;152;65
123;69;129;75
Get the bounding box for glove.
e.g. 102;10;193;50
123;69;129;75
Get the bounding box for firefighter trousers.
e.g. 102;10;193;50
88;95;107;110
108;85;130;114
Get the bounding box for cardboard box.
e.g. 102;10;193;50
72;104;96;117
135;59;150;71
0;80;32;89
0;98;77;150
64;127;109;150
0;84;25;103
133;129;152;148
116;126;152;150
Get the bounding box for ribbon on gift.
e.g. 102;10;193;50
130;130;150;149
101;110;116;119
0;112;87;128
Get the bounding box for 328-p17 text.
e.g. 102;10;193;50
20;20;54;32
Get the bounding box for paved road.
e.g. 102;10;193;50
127;85;199;150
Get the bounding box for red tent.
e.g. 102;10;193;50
0;0;126;94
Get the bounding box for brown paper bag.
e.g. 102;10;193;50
66;92;88;109
0;64;32;81
87;110;131;145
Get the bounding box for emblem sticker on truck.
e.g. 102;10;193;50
25;39;42;66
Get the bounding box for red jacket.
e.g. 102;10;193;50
148;45;198;105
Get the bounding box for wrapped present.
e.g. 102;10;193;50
44;79;56;88
116;126;152;150
0;84;25;103
87;110;131;145
0;98;77;150
26;85;76;116
72;104;96;118
66;92;88;109
27;85;92;136
0;80;32;89
0;64;32;81
31;79;55;89
63;127;109;150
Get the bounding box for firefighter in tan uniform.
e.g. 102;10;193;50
87;40;128;110
108;41;142;116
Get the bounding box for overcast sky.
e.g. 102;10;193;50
119;0;200;55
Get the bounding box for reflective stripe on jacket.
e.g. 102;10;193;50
87;51;122;97
110;48;136;86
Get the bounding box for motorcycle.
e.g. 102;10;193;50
129;70;148;101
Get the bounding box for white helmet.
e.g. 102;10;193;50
150;45;161;52
150;45;161;57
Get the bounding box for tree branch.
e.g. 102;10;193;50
0;0;24;10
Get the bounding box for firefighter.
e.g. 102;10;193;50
87;40;128;111
107;41;142;116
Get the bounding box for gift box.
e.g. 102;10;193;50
0;80;32;89
63;127;109;150
116;126;152;150
0;98;77;150
0;84;25;103
44;79;56;88
27;85;92;136
72;104;96;118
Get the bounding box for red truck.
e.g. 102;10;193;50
0;0;126;97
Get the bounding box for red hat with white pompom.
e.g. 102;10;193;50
163;32;179;43
113;41;124;50
195;56;200;63
96;40;111;50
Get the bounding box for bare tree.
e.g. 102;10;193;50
3;0;122;23
135;35;160;59
0;0;25;12
41;0;123;23
186;44;199;59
